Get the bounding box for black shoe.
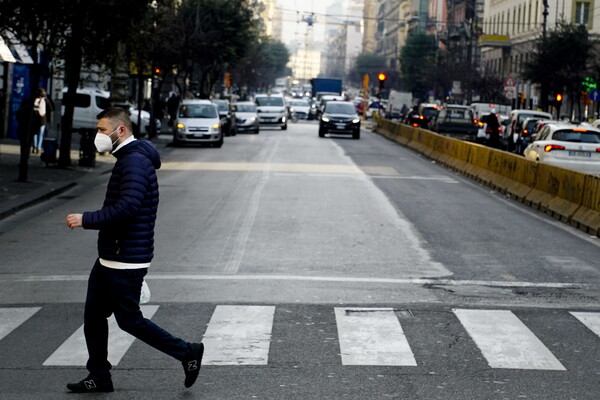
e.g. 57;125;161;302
182;342;204;388
66;375;114;393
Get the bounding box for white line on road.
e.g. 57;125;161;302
0;307;40;341
43;305;159;366
453;309;566;370
570;312;600;337
202;305;275;365
1;274;598;290
335;307;417;366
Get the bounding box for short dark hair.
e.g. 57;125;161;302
97;107;133;132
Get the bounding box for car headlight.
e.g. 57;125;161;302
352;118;360;123
176;123;185;131
321;117;330;122
249;117;256;122
212;124;220;130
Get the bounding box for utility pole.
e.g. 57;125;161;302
539;0;550;111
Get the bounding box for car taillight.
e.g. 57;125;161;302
544;144;565;152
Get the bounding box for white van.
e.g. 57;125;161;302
61;87;159;135
254;94;287;130
503;109;552;151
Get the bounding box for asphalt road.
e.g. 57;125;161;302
0;120;599;399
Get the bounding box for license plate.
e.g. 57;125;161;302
193;133;208;138
336;124;346;129
568;151;591;158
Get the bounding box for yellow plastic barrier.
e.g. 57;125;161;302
572;175;600;234
375;119;600;236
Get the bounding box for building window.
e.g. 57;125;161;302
574;1;591;26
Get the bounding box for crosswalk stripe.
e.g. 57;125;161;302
43;305;159;366
335;307;417;366
453;309;566;370
0;307;40;341
202;305;275;365
570;312;600;337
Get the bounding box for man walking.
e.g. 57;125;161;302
65;107;203;393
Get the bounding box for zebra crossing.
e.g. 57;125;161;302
1;305;599;371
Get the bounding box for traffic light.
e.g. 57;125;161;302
224;72;231;88
378;73;386;93
554;93;562;116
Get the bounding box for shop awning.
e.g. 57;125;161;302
0;36;16;63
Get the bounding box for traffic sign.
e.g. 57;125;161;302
590;89;600;102
504;75;516;87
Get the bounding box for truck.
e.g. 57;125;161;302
310;78;342;99
387;90;413;120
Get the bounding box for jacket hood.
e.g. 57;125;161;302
117;139;161;169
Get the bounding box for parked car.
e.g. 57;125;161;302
232;102;259;134
523;123;600;174
503;110;552;152
172;99;223;147
430;105;478;140
254;94;287;130
61;87;160;136
212;99;237;136
287;99;311;120
319;101;361;139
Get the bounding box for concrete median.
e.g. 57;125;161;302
375;120;600;236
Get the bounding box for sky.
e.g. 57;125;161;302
276;0;334;48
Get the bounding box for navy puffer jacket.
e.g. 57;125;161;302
83;140;160;264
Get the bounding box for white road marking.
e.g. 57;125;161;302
454;309;566;370
335;307;417;366
43;305;159;366
160;161;364;175
0;307;40;341
202;305;275;365
570;312;600;337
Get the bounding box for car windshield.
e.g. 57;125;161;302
290;100;309;106
179;104;217;118
553;130;600;143
422;108;437;117
325;103;355;114
235;104;256;112
446;108;473;119
213;101;229;112
256;97;284;106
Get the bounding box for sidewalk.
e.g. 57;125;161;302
0;135;171;221
0;137;115;220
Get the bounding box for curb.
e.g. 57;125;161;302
0;181;77;221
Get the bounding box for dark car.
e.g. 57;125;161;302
212;99;237;136
318;101;361;139
430;105;479;140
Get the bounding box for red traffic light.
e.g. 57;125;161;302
378;73;387;81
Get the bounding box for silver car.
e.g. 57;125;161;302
232;102;259;134
173;100;223;147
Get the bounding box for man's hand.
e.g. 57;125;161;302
66;213;83;229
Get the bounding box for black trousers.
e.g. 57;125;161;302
84;260;190;377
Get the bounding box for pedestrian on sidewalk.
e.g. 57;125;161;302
64;107;203;393
31;88;49;154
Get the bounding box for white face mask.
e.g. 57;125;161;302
94;127;119;153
